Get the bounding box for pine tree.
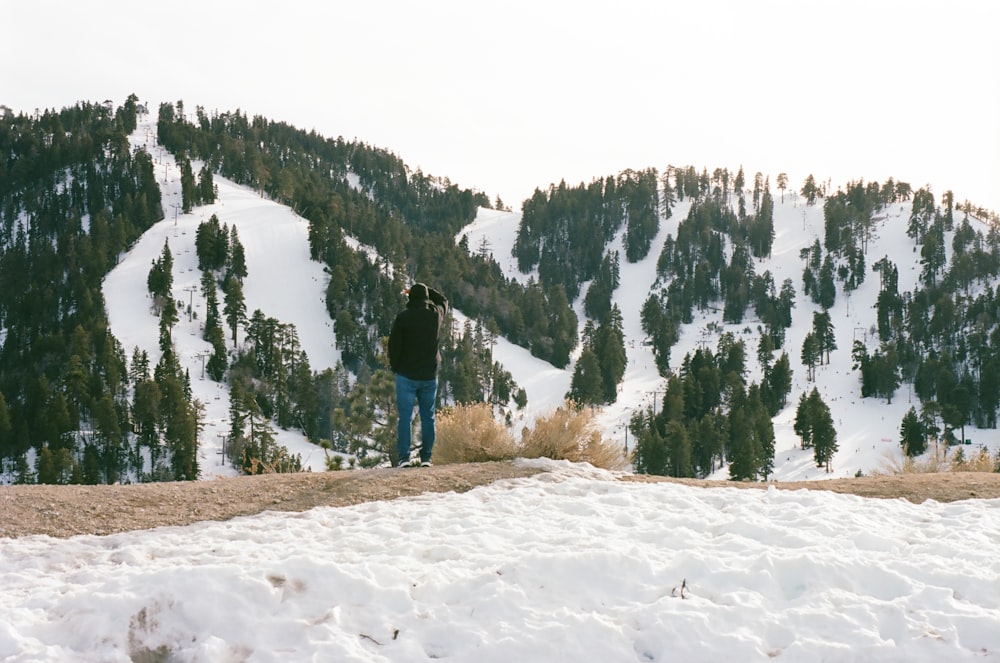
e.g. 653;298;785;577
223;277;247;345
793;391;812;448
159;294;179;350
748;385;775;479
801;174;821;205
93;393;123;483
794;388;838;471
872;344;902;404
777;279;796;329
769;352;792;410
198;163;216;205
633;415;667;475
176;153;201;213
801;333;820;382
776;172;788;203
595;306;627;403
157;357;200;481
240;392;277;475
147;239;174;312
907;188;934;241
132;378;162;470
664;420;693;478
568;348;604;405
899;407;926;457
196;215;227;271
691;413;724;476
545;284;577;369
727;405;758;480
811;398;838;472
811;310;837;364
228;227;248;283
920;224;946;286
817;255;837;309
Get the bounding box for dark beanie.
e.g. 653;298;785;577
408;283;429;302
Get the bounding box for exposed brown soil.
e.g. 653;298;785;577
2;462;999;539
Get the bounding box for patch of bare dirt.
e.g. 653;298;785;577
3;463;999;539
0;462;542;539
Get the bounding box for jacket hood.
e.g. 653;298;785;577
408;283;429;302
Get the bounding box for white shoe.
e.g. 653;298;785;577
420;460;432;467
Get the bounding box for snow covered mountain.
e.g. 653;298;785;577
8;101;1000;663
103;115;1000;481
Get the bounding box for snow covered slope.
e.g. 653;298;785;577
4;459;1000;661
460;194;1000;482
105;116;999;480
104;120;339;476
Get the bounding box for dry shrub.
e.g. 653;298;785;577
877;444;999;475
519;403;628;471
950;446;998;472
876;449;947;475
433;403;518;464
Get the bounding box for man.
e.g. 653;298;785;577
387;283;448;467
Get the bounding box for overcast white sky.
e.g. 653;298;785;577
3;0;998;211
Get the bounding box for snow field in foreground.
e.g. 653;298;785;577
1;460;999;662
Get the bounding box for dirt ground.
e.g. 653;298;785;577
3;462;1000;539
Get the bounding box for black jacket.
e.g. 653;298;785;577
388;285;448;380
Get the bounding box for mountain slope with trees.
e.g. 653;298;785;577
1;96;998;486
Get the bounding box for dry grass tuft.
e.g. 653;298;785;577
519;403;629;471
433;403;518;464
433;401;628;471
877;444;999;476
877;452;947;476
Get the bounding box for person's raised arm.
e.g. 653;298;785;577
428;286;448;313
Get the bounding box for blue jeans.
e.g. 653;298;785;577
395;374;438;465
